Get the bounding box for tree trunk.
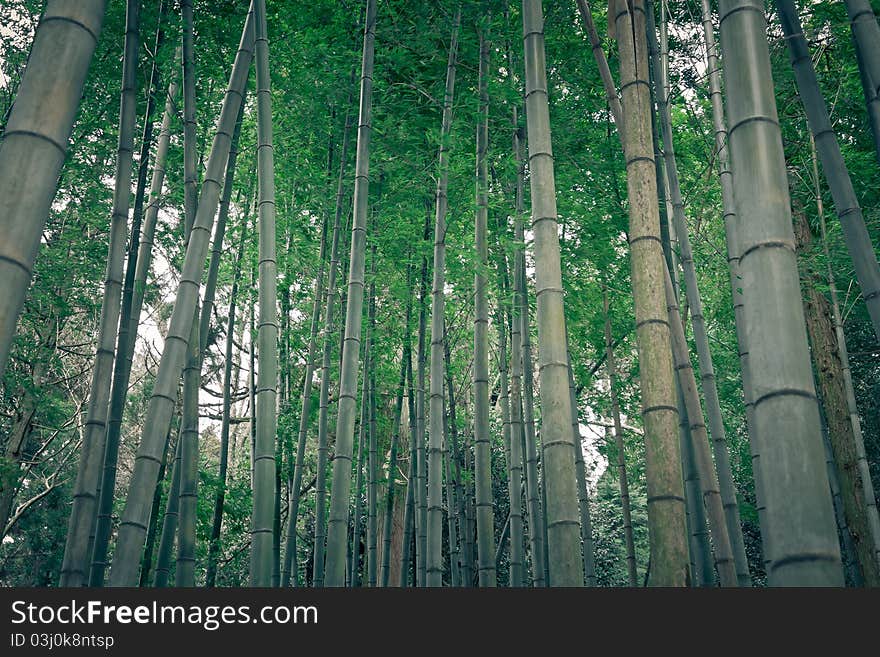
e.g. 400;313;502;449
0;323;55;540
823;424;864;586
794;206;880;586
811;139;880;580
718;0;843;586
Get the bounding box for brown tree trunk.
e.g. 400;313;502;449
794;207;880;586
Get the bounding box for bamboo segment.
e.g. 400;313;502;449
0;0;107;381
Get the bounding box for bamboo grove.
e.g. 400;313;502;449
0;0;879;588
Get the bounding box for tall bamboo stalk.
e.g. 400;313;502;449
416;214;430;588
176;0;202;586
0;0;107;381
853;33;880;164
250;0;279;587
367;343;381;587
206;221;248;588
426;5;461;589
663;264;737;586
139;424;175;587
349;317;371;588
497;248;525;587
514;125;546;589
473;29;497;587
521;0;582;587
718;0;842;586
324;0;378;586
612;0;687;585
575;0;623;128
175;309;200;586
312;99;353;589
381;352;407;587
400;348;419;586
698;0;767;574
181;0;197;238
645;0;750;585
60;0;140;587
845;0;880;127
566;350;595;586
282;214;330;587
90;3;168;586
777;0;880;343
678;386;714;587
399;385;417;586
153;432;182;587
444;324;471;586
109;6;255;586
442;390;461;587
